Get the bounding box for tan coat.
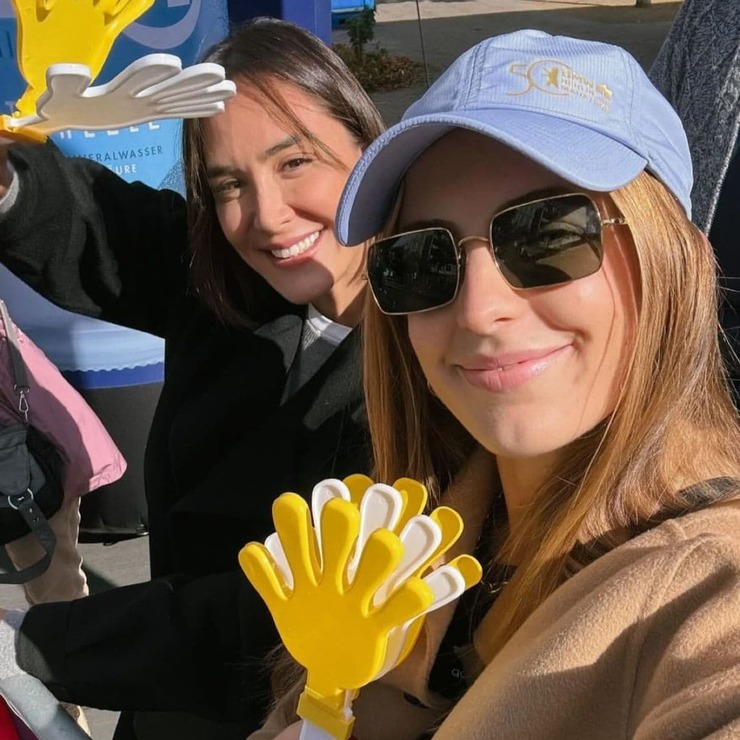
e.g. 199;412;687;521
251;451;740;740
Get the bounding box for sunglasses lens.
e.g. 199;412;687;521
491;194;604;289
368;229;459;314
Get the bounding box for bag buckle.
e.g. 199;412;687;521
8;488;34;510
15;386;29;423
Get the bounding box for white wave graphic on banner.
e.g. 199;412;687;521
124;0;202;50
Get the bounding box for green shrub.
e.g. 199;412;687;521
334;42;424;93
335;6;423;93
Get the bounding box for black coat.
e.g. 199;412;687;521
709;146;740;406
2;143;370;738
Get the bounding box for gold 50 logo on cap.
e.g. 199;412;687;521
507;59;613;113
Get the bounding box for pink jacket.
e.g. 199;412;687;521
0;318;126;502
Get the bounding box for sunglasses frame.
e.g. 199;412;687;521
368;192;628;316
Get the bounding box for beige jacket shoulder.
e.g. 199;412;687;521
251;464;740;740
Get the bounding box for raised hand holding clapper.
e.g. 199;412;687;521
239;476;482;740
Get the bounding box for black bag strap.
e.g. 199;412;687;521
0;488;56;584
0;300;56;584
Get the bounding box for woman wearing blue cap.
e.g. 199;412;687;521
254;30;740;740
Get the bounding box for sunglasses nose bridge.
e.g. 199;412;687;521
456;234;490;249
456;233;501;284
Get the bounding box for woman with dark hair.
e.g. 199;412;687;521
0;17;383;740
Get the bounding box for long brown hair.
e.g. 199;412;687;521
363;170;740;660
183;17;385;325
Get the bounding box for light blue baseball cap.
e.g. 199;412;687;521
337;30;693;246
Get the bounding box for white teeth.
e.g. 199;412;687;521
271;231;320;259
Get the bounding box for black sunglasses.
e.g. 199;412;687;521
367;193;627;315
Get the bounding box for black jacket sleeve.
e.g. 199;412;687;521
16;571;277;726
1;141;190;338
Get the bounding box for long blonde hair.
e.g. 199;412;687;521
363;170;740;659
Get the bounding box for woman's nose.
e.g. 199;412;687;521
454;240;523;332
251;179;293;233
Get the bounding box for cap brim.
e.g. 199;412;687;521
337;108;648;246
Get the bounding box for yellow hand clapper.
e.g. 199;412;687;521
239;475;482;740
12;0;155;118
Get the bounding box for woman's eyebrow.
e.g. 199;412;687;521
396;186;577;231
205;137;303;179
399;187;577;228
397;218;455;232
206;164;240;179
261;136;299;161
499;186;573;210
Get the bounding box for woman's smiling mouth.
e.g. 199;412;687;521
270;230;321;259
457;345;573;393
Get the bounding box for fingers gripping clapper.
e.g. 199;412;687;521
239;476;482;740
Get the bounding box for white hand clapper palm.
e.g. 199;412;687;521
4;54;236;136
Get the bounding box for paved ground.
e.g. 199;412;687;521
0;1;682;737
